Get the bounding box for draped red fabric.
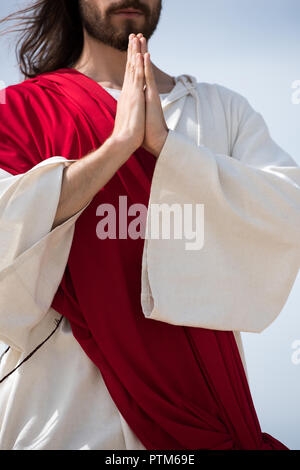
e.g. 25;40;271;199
0;69;288;450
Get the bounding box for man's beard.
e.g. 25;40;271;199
79;0;162;51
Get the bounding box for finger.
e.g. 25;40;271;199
124;34;135;86
144;52;158;94
127;37;137;73
127;34;135;61
125;34;134;72
138;37;147;89
139;36;148;55
131;37;141;67
135;36;142;55
134;53;145;87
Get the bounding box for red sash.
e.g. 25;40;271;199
0;69;288;450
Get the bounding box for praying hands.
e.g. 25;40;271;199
54;34;169;228
111;33;169;158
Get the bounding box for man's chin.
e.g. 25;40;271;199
105;37;134;52
109;31;147;50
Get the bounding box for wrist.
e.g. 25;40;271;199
148;129;169;158
105;135;136;161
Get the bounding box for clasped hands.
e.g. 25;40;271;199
111;33;169;158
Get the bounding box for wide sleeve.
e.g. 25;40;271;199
0;158;87;352
141;95;300;333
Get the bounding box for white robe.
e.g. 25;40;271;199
0;75;299;449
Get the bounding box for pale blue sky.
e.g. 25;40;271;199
0;0;300;449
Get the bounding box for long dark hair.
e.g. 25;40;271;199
0;0;83;78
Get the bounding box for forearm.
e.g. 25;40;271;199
53;137;132;228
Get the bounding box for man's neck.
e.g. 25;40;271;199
73;30;175;94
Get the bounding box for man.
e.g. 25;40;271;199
0;0;299;450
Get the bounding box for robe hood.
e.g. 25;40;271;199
161;74;202;146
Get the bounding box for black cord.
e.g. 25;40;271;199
0;345;10;364
0;316;63;384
